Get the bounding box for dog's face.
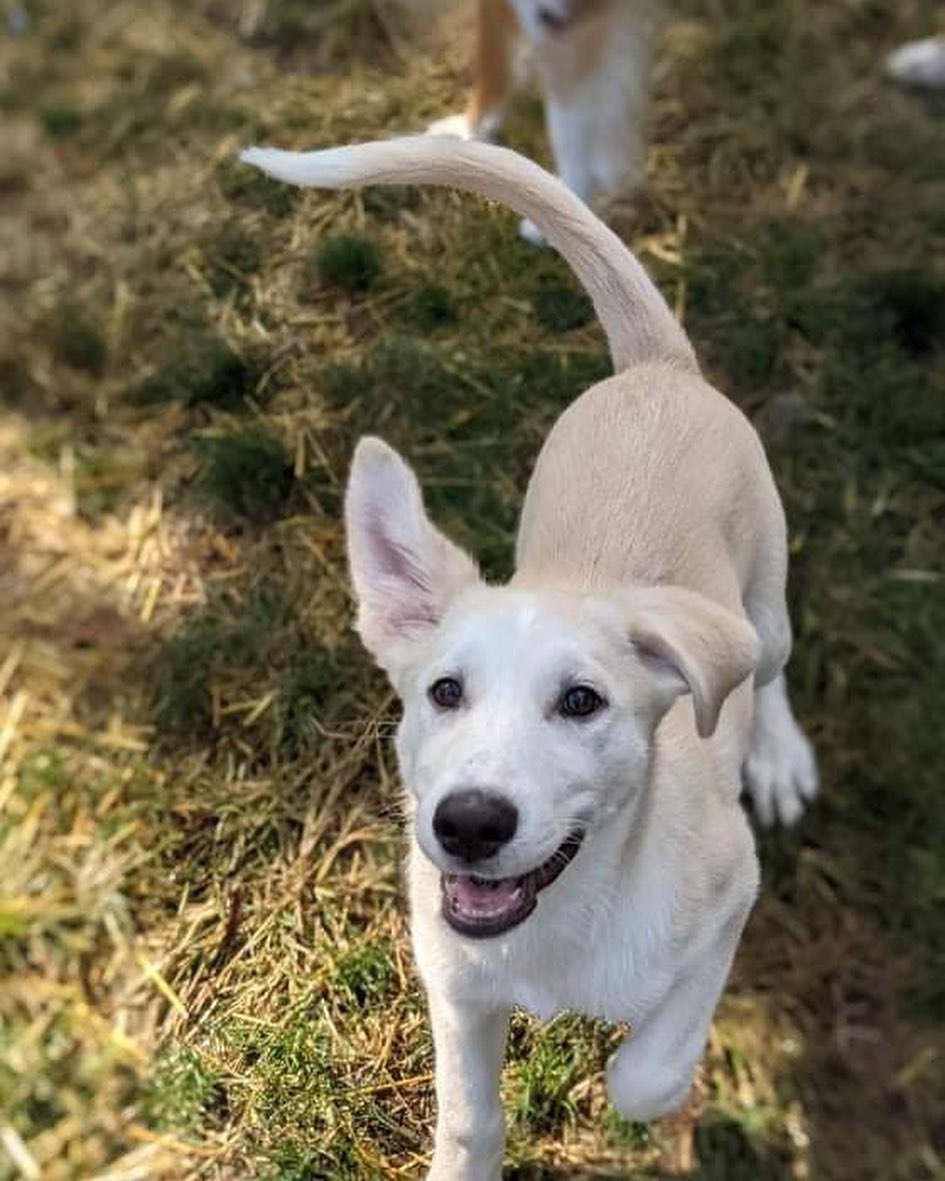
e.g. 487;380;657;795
508;0;602;42
395;586;665;930
346;438;758;938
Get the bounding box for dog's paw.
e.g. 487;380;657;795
427;111;504;142
426;112;476;141
886;37;945;89
607;1048;694;1122
743;709;817;827
518;217;547;247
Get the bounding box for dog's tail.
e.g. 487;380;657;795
240;137;696;374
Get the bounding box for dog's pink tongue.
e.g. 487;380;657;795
448;875;521;920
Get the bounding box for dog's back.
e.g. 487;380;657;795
515;363;786;615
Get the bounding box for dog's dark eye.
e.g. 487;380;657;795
559;684;605;719
429;677;463;710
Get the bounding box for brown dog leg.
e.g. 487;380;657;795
467;0;521;137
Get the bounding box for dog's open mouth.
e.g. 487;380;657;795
440;830;584;938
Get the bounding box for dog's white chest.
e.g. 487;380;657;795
510;981;564;1023
505;931;670;1025
418;893;673;1027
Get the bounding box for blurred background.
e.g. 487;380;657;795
0;0;943;1177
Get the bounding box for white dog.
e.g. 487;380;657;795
242;136;818;1179
428;0;660;243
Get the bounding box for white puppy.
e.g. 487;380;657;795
428;0;659;243
242;136;818;1179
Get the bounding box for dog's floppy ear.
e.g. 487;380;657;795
623;586;760;738
345;437;480;671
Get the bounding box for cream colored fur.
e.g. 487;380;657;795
242;135;818;1178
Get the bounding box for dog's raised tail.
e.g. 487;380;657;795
240;137;696;374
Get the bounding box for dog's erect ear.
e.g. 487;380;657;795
623;587;760;738
345;437;480;671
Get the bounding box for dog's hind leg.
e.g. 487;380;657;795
743;672;817;827
742;548;817;826
426;991;508;1181
739;514;817;826
428;0;521;142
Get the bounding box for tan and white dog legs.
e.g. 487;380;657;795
430;0;657;242
522;15;653;242
428;0;521;142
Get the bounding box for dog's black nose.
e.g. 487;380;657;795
433;789;518;862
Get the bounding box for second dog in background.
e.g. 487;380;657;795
429;0;661;242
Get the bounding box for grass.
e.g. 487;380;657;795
194;428;296;524
406;282;457;330
533;283;594;334
310;234;383;294
202;221;265;302
1;0;943;1177
132;333;267;411
47;296;107;376
37;103;83;140
216;157;299;219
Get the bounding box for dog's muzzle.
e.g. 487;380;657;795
440;829;585;938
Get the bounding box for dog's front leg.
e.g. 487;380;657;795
606;913;752;1122
426;990;509;1181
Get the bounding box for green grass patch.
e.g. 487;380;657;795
202;220;264;301
533;282;594;334
405;282;457;331
274;642;364;757
0;357;31;406
195;428;295;524
149;590;368;756
318;333;609;577
694;1113;794;1181
133;333;266;411
310;234;382;294
507;1015;619;1139
850;267;945;360
38;102;82;139
47;297;106;375
143;1043;225;1134
603;1109;651;1151
332;944;394;1007
149;588;293;739
209;983;421;1177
